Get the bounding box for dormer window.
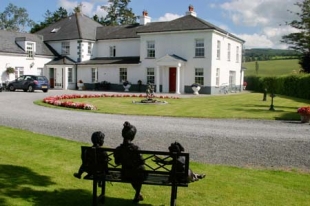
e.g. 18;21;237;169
26;42;35;58
51;27;60;33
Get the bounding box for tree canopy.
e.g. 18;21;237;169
0;3;34;32
281;0;310;73
99;0;137;26
30;7;68;33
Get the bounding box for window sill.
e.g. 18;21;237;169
145;57;155;59
194;56;205;58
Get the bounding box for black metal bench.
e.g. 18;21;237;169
79;146;190;206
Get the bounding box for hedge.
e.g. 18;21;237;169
244;74;310;99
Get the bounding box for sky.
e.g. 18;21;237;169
0;0;303;49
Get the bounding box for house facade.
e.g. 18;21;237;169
0;5;245;94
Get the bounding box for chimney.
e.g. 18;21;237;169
186;5;197;17
140;10;151;25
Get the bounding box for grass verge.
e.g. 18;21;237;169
1;126;310;206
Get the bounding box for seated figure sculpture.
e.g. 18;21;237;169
74;131;108;179
114;121;147;203
154;141;205;183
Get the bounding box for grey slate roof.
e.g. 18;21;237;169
78;57;140;65
137;15;245;42
0;30;54;56
45;56;76;65
35;12;103;41
96;24;142;40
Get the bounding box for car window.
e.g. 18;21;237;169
17;76;24;81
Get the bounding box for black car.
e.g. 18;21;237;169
8;75;50;93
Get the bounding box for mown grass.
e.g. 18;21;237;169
36;92;310;121
243;59;301;76
1;126;310;206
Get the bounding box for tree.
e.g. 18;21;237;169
0;3;34;32
281;0;310;73
30;7;68;33
100;0;136;26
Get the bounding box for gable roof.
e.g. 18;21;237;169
35;12;103;41
136;15;244;42
0;30;54;56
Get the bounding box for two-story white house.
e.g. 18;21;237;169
1;5;245;94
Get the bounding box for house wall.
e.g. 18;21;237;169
210;32;243;93
48;40;80;62
96;39;140;57
0;53;53;83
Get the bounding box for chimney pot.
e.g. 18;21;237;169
189;5;194;12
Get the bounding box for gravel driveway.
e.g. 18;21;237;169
1;90;309;170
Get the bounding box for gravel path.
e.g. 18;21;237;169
1;90;310;170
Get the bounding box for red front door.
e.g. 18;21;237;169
169;67;176;92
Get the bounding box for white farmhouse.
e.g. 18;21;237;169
0;5;245;94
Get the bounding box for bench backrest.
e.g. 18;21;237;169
81;146;190;182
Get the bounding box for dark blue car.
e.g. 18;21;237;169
8;75;50;93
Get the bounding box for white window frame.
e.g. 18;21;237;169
26;42;35;58
61;42;70;55
217;40;221;60
216;68;220;87
227;43;231;61
195;68;204;85
119;68;127;83
15;67;24;79
229;71;236;85
236;46;239;63
147;41;155;58
147;68;155;84
109;46;116;57
91;68;98;83
68;68;73;83
88;42;92;56
195;39;205;57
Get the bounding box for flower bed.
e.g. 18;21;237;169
43;93;179;110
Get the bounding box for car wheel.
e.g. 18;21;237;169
28;85;34;92
9;85;15;91
43;89;48;93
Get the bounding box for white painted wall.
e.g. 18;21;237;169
96;39;140;57
0;53;53;83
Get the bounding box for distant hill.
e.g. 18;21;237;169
244;48;299;62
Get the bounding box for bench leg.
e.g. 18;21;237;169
170;185;178;206
93;179;98;206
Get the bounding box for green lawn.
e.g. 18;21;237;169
1;126;310;206
36;92;310;121
243;59;301;76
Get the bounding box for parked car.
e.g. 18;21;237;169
7;75;50;93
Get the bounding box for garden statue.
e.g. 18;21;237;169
146;83;155;100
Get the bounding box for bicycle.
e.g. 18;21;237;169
219;83;229;94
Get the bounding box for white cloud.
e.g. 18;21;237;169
157;13;182;22
58;0;108;18
219;0;303;48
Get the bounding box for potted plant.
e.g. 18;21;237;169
6;67;15;75
297;106;310;123
77;80;84;90
191;83;201;95
123;80;131;92
243;81;247;90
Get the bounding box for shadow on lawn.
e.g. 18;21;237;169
0;164;154;206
